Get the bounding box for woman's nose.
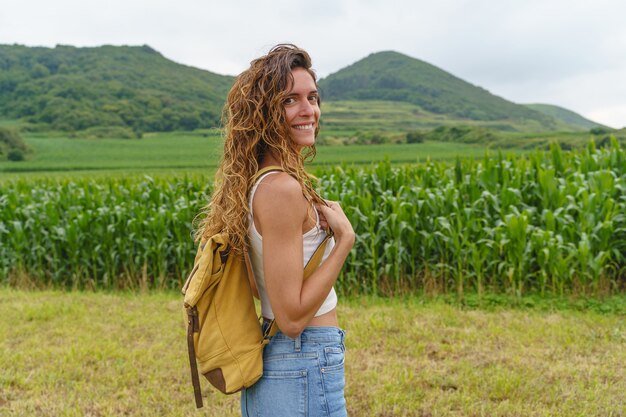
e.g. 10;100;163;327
298;100;315;116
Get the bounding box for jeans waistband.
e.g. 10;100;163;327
263;324;345;344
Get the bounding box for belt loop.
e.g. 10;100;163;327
294;333;301;352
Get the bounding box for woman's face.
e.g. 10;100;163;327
283;67;320;150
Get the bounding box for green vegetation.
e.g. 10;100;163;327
0;123;589;174
321;140;626;297
0;130;224;173
0;45;604;139
1;289;624;416
410;125;500;144
1;175;204;290
2;140;624;296
0;127;29;161
6;150;24;161
71;125;141;139
525;103;607;130
405;126;626;150
0;44;233;132
318;51;560;128
0;130;496;175
317;100;608;147
590;127;626;147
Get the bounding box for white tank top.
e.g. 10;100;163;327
247;171;337;320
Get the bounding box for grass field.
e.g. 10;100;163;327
318;100;578;133
0;130;525;179
1;289;624;416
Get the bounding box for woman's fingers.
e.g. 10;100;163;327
316;206;329;231
324;200;340;209
316;201;353;239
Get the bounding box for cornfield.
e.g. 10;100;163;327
1;139;625;296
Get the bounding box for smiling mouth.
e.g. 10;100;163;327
292;123;315;130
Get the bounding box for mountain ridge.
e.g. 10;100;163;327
523;103;606;130
0;44;234;131
318;51;564;129
0;44;604;133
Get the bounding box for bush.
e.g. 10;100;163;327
0;127;30;160
353;130;389;145
74;126;137;139
590;127;613;135
426;125;500;144
7;149;24;161
0;127;28;151
406;131;425;143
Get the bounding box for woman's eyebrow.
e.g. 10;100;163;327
287;89;318;96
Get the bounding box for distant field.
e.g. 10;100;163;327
0;131;223;173
0;130;524;179
319;100;579;133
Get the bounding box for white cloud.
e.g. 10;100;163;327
587;106;626;129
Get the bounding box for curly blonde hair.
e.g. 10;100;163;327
195;44;325;254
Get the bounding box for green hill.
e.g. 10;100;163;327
318;51;559;130
0;45;601;135
524;103;606;130
0;44;234;132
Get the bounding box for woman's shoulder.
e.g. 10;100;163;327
253;172;306;215
256;171;301;194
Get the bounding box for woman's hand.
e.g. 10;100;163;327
316;200;355;246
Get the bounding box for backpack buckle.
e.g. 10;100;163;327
187;306;199;332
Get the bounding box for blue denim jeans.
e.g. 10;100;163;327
241;326;347;417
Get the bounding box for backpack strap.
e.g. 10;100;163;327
264;231;334;338
251;165;284;184
186;306;203;408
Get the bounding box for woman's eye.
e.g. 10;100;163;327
284;97;296;105
309;96;319;103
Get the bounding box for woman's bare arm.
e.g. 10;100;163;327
253;173;354;338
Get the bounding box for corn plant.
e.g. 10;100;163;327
1;138;625;296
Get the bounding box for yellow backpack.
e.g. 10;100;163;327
181;166;331;408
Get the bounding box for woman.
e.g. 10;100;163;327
197;44;354;416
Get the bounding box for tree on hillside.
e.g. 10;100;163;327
406;131;425;143
0;127;29;161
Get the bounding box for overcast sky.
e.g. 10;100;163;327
1;0;625;128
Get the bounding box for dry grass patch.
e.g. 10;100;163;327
0;290;624;416
341;298;625;416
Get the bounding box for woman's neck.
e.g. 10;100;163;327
259;152;281;169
